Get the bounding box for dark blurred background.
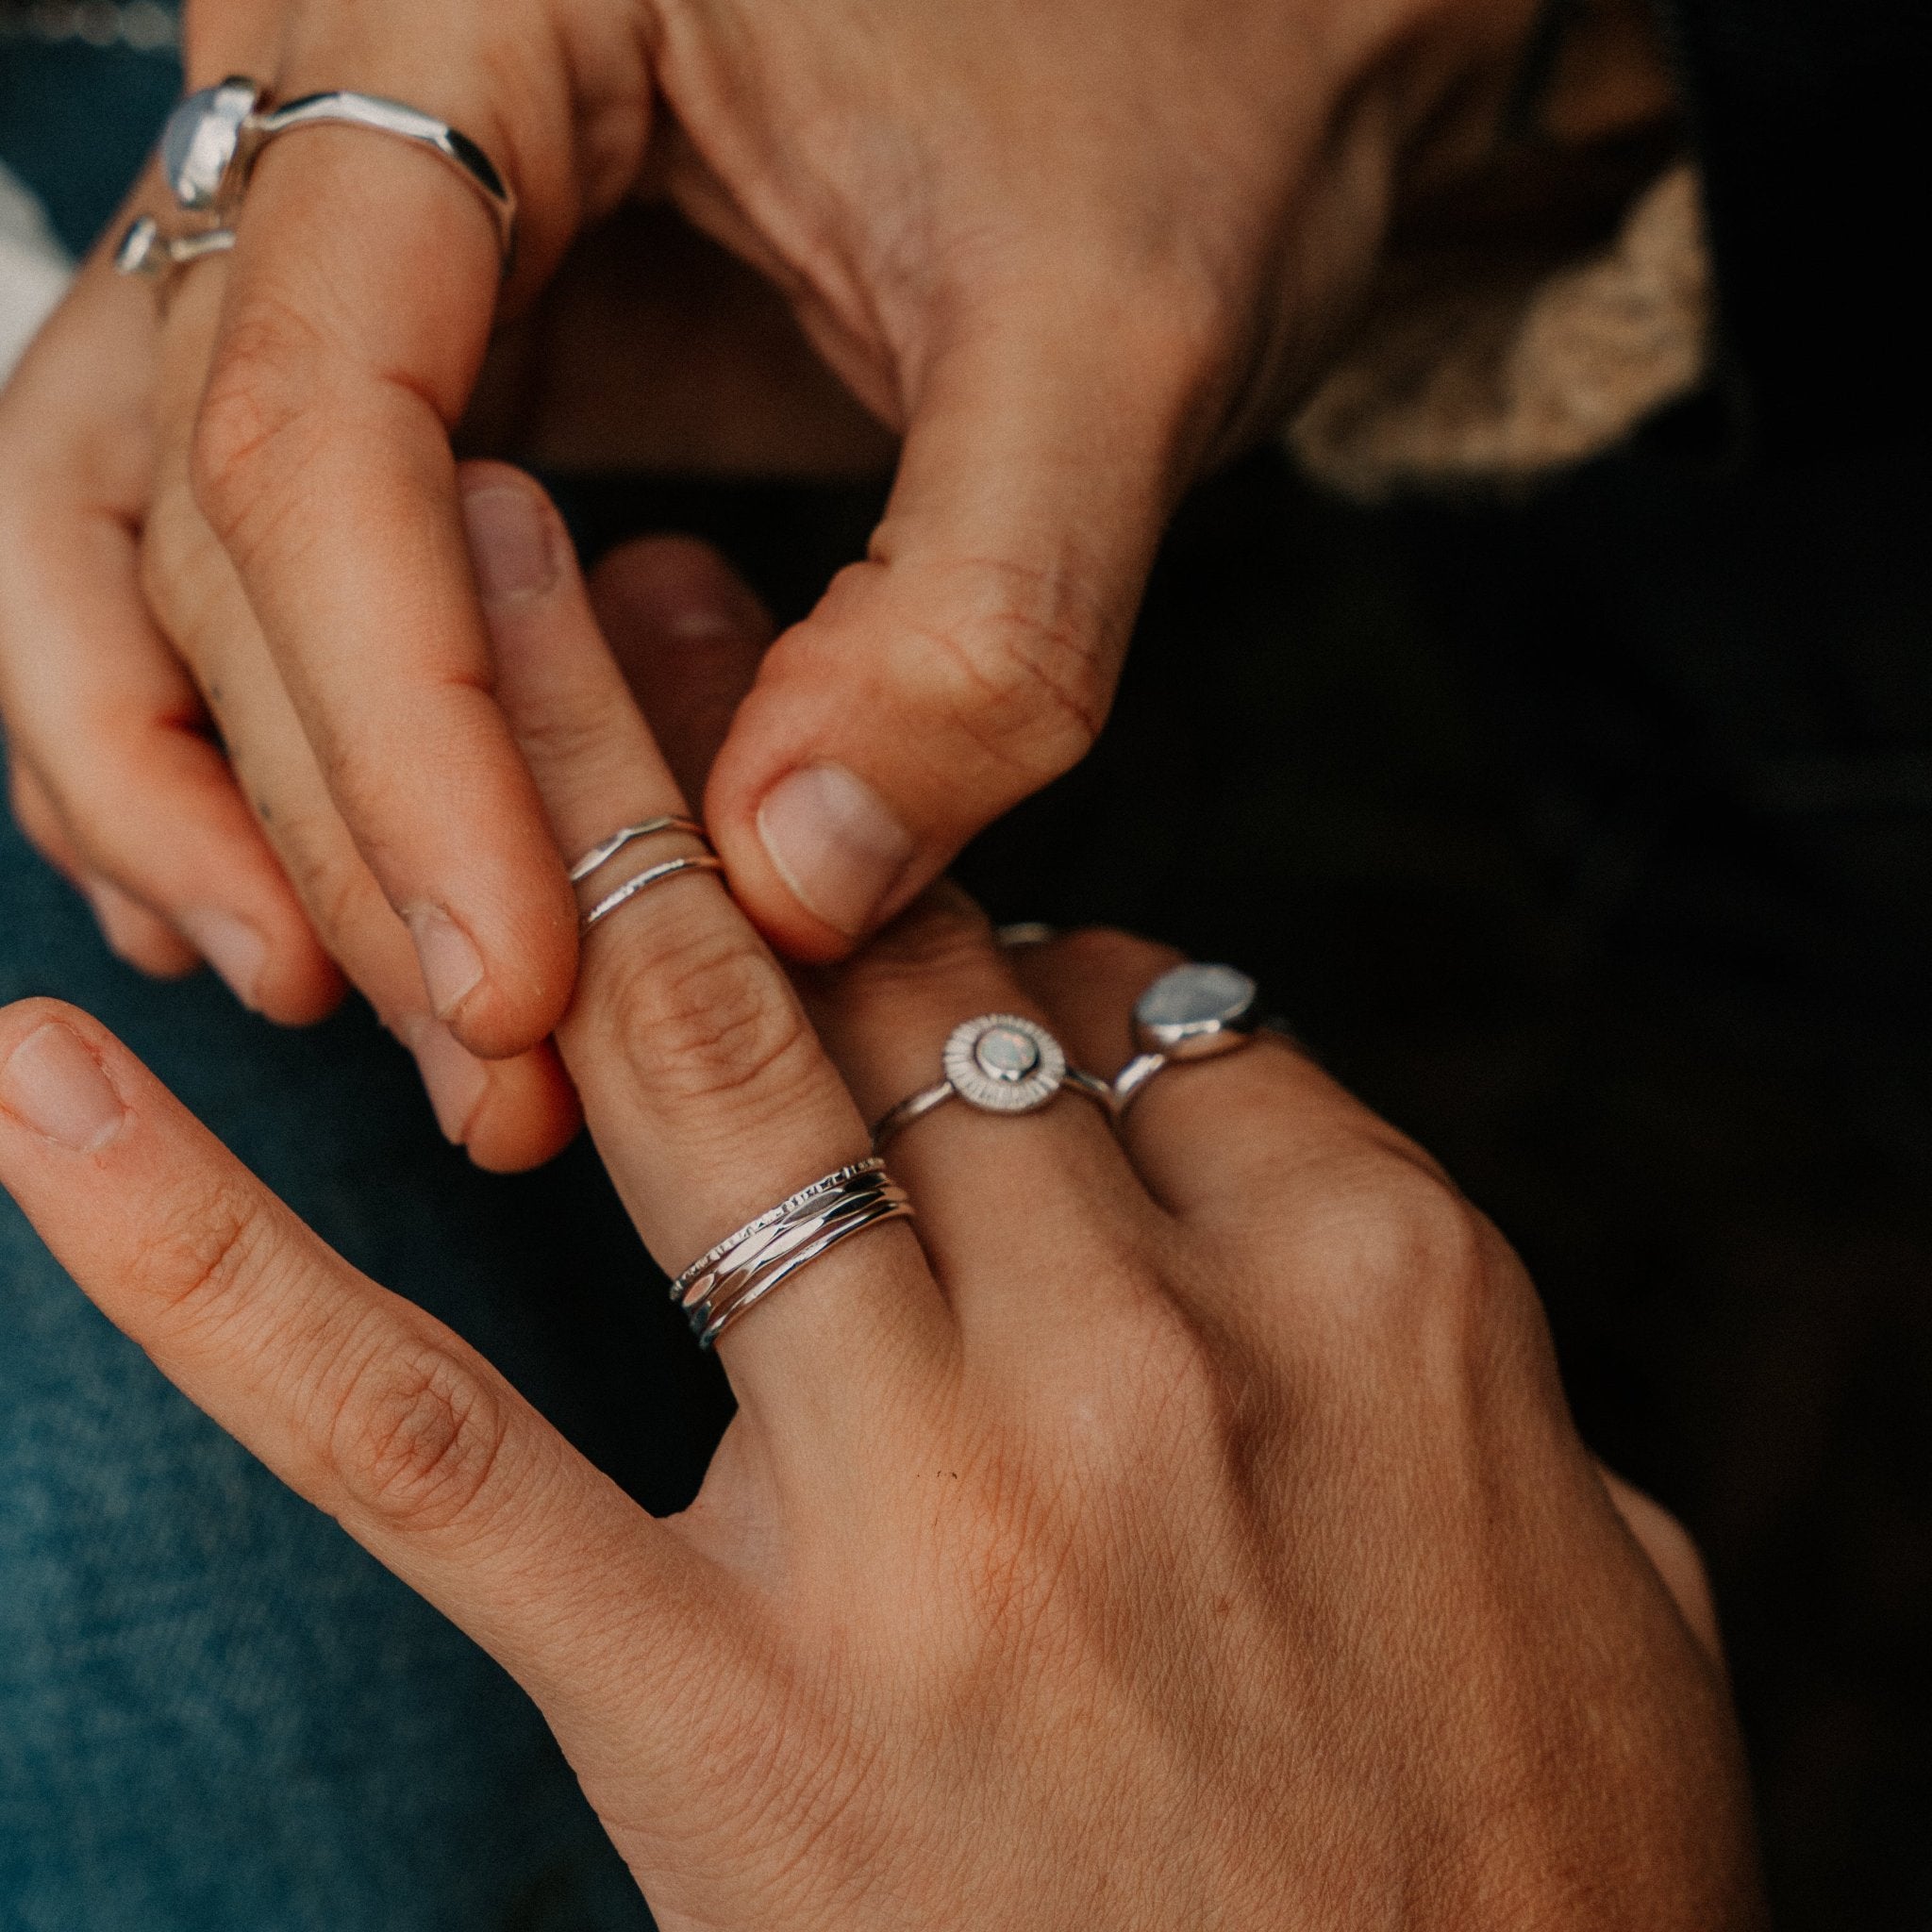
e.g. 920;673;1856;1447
3;12;1927;1925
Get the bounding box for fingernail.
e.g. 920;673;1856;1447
176;909;267;1010
462;483;558;605
0;1021;127;1152
81;878;151;966
407;904;484;1019
756;763;916;937
399;1017;489;1145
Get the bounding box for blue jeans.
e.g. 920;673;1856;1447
0;758;730;1930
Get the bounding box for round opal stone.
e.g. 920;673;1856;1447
975;1024;1041;1082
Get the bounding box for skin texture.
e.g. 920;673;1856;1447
0;475;1765;1931
0;0;1609;1166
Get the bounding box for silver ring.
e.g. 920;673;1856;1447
152;75;517;266
871;1013;1115;1150
1112;963;1262;1111
115;213;237;279
673;1158;914;1348
569;817;724;933
993;922;1058;949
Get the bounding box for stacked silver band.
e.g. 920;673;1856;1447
673;1158;913;1348
570;815;724;933
120;75;517;282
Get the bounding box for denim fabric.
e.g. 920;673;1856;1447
0;763;735;1931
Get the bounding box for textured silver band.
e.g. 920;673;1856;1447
673;1158;913;1348
871;1012;1114;1150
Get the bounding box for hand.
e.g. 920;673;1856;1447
8;0;1571;1042
0;204;874;1167
0;472;1762;1930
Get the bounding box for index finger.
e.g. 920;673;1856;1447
0;996;722;1757
180;102;575;1058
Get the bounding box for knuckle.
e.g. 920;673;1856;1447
594;913;819;1114
848;891;994;991
128;1177;282;1330
188;297;328;549
1041;924;1173;990
325;1332;512;1537
892;560;1114;786
1304;1154;1500;1353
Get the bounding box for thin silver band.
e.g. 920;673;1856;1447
115;214;238;276
872;1068;1117;1149
1112;1054;1169;1111
693;1187;911;1348
570;817;724;933
673;1159;912;1348
580;855;725;932
1114;1029;1294;1113
569;816;708;884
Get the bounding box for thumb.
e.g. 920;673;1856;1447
705;307;1205;958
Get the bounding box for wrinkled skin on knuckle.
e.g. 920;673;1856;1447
188;295;332;557
127;1174;283;1332
844;891;995;996
323;1328;514;1537
595;915;819;1113
885;558;1115;789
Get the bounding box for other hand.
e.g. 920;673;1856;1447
0;474;1762;1929
4;0;1565;1081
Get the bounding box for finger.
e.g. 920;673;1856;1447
1599;1467;1724;1666
1008;926;1417;1222
172;623;580;1174
145;306;578;1173
809;889;1157;1342
704;308;1196;958
84;878;204;980
463;465;948;1439
182;90;588;1058
0;997;725;1765
0;259;340;1019
9;755;217;990
590;537;772;807
13;757;201;976
6;757;87;884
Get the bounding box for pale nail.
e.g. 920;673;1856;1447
81;878;151;966
399;1017;489;1145
756;763;916;938
0;1021;126;1152
462;482;558;605
408;904;484;1020
176;908;268;1010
